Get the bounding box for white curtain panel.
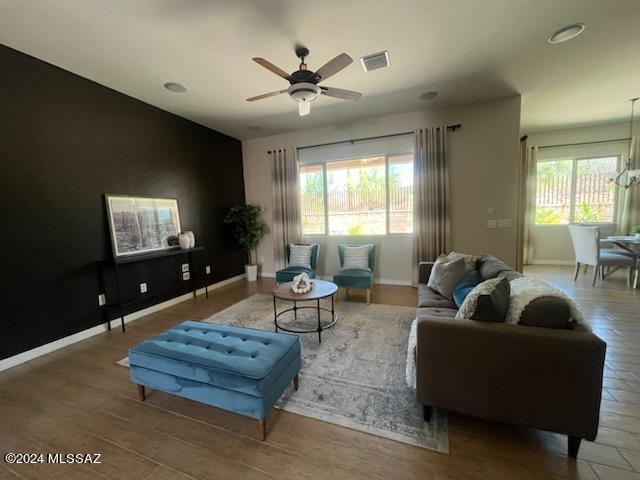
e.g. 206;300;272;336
413;126;450;270
617;135;640;235
270;148;302;271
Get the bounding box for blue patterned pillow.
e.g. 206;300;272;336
453;271;482;308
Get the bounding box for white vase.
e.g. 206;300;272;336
245;264;258;282
178;233;190;250
184;231;195;248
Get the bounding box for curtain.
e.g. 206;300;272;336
270;147;302;270
515;138;537;271
413;126;450;272
616;135;640;235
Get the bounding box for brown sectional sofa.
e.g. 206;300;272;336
415;255;606;458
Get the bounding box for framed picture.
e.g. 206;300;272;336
105;194;182;258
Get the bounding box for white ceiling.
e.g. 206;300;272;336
2;0;639;140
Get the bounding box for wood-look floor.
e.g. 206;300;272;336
1;266;639;480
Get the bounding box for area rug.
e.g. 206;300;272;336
117;294;448;452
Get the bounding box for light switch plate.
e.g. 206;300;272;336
497;218;512;228
140;283;148;293
98;293;106;306
181;263;189;272
205;265;211;274
487;207;496;215
182;272;191;281
486;219;497;229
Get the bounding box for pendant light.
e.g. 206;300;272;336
613;98;640;189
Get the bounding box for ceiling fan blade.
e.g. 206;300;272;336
298;101;311;116
321;87;362;101
252;57;291;81
315;53;353;81
246;90;285;102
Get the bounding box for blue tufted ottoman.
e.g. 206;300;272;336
128;320;301;440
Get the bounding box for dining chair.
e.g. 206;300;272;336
568;225;636;287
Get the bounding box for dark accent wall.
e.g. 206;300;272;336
0;44;246;361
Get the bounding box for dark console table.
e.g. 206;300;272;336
100;246;208;332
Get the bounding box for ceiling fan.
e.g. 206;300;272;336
246;47;362;116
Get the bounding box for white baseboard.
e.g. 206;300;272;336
527;260;574;266
0;273;246;373
260;272;276;278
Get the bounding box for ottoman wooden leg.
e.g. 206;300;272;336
137;384;146;401
366;288;371;304
293;374;299;391
258;419;266;441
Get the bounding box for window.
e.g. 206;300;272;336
300;153;414;235
535;156;618;224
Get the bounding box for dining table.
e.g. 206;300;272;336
600;235;640;288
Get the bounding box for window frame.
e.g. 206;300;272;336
535;154;620;226
299;152;414;237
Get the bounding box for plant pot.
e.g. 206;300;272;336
245;264;258;282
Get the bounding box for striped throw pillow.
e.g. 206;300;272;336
288;245;312;269
342;245;371;271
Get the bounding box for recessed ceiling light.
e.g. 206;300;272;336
164;82;188;93
548;23;585;44
420;91;438;100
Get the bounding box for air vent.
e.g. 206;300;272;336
360;51;389;72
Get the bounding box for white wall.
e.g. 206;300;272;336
527;122;631;264
242;96;522;284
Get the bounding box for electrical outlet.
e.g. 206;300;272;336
182;272;191;281
140;283;148;293
486;219;497;229
487;207;496;215
98;293;106;306
258;256;264;264
181;263;189;272
205;265;211;274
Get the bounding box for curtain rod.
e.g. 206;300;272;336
291;124;462;152
537;137;631;150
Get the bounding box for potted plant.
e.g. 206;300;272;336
224;204;268;282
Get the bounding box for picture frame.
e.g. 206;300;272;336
105;194;182;258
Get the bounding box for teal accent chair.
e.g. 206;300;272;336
333;244;375;304
275;244;320;284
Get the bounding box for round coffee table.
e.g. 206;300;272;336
272;280;338;343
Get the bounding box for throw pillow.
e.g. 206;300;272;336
427;254;467;299
455;277;510;322
342;245;371;270
449;251;480;272
453;270;482;308
288;244;312;269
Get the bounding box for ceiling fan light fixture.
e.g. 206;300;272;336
548;23;585;44
288;82;321;103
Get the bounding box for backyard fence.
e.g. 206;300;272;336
301;185;413;214
536;173;615;207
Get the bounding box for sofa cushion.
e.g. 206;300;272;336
455;277;510;322
478;255;513;280
418;284;458;309
519;296;573;329
417;306;458;318
333;268;373;289
427;254;467;299
453;270;483;308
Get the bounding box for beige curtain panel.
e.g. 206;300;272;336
617;135;640;235
413;126;450;268
270;147;302;271
516;142;537;269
